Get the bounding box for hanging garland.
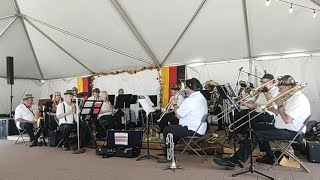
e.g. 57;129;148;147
156;69;163;108
92;66;157;76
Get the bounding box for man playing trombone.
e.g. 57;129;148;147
213;75;311;169
158;84;186;135
234;73;279;132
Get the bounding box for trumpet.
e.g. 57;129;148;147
157;81;186;122
228;82;307;132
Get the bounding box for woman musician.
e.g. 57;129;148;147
96;91;116;137
158;84;186;135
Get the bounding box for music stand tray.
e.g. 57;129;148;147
136;98;158;161
78;100;103;149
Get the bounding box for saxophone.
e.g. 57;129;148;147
33;105;42;128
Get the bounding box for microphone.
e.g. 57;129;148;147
264;70;267;73
239;67;243;71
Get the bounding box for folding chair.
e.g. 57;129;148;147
15;128;27;146
269;115;311;173
179;114;209;163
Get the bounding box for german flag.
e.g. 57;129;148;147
76;76;92;99
161;65;185;107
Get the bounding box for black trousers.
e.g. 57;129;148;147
60;124;74;147
233;128;297;163
20;123;40;142
158;112;179;133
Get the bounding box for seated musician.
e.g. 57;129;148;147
158;84;185;134
56;90;76;151
213;75;311;169
98;91;116;129
51;92;62;114
15;94;41;147
235;73;279;132
72;87;78;98
88;88;100;100
158;78;208;162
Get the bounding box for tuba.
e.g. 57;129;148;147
228;82;307;132
157;81;186;122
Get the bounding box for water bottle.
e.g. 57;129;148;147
288;146;294;161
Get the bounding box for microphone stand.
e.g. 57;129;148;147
73;98;86;154
234;67;243;95
232;112;274;180
240;70;262;80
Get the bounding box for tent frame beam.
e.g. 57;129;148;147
0;14;17;21
22;14;153;66
161;0;207;66
0;15;17;38
110;0;160;67
13;0;45;79
23;17;94;74
241;0;252;58
309;0;320;7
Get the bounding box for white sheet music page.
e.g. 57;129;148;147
143;95;154;107
138;99;155;116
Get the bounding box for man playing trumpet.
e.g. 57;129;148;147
158;84;186;134
213;75;311;169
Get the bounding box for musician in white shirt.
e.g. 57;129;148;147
98;91;116;129
56;90;76;151
88;88;100;100
15;94;40;147
158;84;185;133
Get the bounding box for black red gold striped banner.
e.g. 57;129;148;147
161;65;185;107
77;76;92;99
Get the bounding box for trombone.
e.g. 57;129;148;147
228;82;307;132
210;76;281;124
157;81;186;122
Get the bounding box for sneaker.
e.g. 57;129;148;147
213;157;236;170
62;145;70;151
256;155;275;165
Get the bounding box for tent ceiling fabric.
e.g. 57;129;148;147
247;0;320;56
0;0;320;79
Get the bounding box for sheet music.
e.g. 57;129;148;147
138;99;155;116
143;95;154;107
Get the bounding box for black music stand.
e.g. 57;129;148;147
218;85;240;155
136;98;158;161
74;100;103;154
139;95;159;133
108;95;115;106
115;94;133;130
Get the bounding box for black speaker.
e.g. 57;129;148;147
6;56;14;85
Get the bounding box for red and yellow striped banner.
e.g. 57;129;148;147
77;76;92;99
161;65;185;107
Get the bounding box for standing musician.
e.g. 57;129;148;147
158;78;208;162
15;94;41;147
56;90;76;151
51;92;62;113
158;84;186;134
88;88;100;100
235;74;279;132
213;75;311;169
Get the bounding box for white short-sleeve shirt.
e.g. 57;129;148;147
177;91;208;135
99;101;113;117
274;91;311;133
56;102;75;125
14;104;35;129
255;86;279;116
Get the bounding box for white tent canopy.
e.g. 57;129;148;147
1;0;320;79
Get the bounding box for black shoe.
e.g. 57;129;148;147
62;145;70;151
256;155;275;165
30;141;38;147
213;157;236;170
